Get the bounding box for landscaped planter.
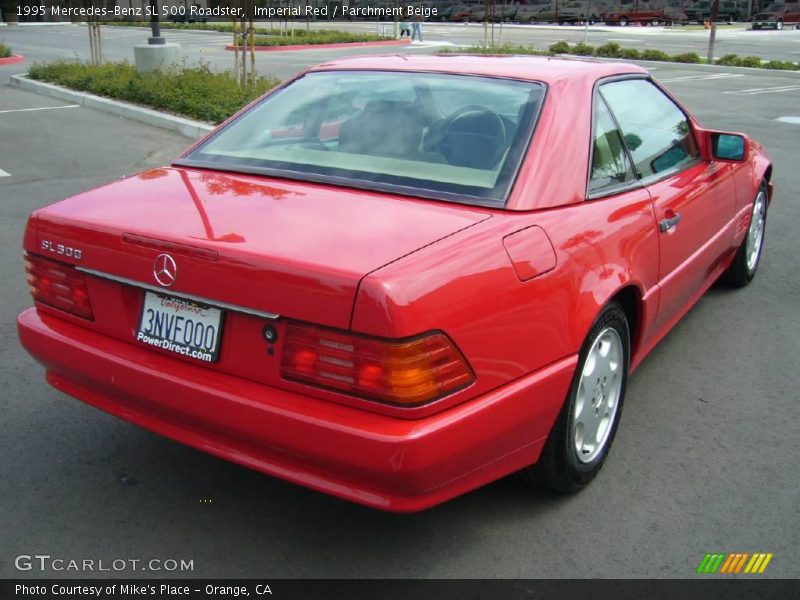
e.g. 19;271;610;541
225;39;411;52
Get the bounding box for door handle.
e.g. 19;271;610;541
659;213;681;233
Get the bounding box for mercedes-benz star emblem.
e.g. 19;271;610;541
153;253;177;287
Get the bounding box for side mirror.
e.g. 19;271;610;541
711;133;746;162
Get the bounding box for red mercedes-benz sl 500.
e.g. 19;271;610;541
18;56;772;512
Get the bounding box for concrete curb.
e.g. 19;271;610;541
9;74;215;140
225;38;411;52
0;54;25;65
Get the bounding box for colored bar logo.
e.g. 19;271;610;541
697;552;773;574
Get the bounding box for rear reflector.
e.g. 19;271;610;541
281;323;475;406
24;253;93;320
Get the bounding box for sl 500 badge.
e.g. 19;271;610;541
41;240;83;260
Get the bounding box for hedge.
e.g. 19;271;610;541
107;22;387;44
28;60;279;123
0;43;11;59
447;41;800;71
248;30;389;46
449;44;550;56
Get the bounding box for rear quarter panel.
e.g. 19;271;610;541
351;190;660;415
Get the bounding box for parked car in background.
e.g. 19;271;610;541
466;5;488;20
685;0;748;22
518;0;601;23
18;55;773;512
603;0;671;25
664;0;690;22
450;4;478;20
437;3;470;20
751;2;800;28
486;4;521;21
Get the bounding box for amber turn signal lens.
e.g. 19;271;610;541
281;323;474;406
24;253;94;320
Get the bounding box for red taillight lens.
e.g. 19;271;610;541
24;253;93;320
281;323;475;406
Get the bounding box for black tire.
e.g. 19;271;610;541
722;182;768;287
519;303;630;492
619;16;629;26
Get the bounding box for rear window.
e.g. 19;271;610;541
178;71;545;206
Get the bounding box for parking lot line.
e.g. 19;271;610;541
724;85;800;95
658;73;743;83
0;168;10;177
0;105;80;115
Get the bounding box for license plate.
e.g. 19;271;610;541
136;291;223;363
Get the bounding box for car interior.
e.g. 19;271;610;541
280;81;543;173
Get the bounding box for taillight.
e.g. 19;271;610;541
281;323;475;406
24;253;93;320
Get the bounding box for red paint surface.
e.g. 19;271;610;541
0;54;25;65
17;56;772;511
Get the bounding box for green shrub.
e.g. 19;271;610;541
442;44;551;55
738;56;762;68
619;48;642;60
250;30;387;46
548;41;571;54
0;43;11;59
108;22;387;44
28;60;279;123
716;54;742;66
641;49;670;61
672;52;701;63
442;40;791;71
763;59;799;70
595;42;623;58
571;42;595;56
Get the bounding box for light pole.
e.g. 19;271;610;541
134;0;180;72
706;0;720;64
148;0;165;44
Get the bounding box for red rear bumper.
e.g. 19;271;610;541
18;308;574;512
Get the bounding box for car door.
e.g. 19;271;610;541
599;78;737;331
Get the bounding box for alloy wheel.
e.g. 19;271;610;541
746;190;767;273
572;327;624;463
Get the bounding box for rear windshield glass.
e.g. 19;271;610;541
179;71;545;206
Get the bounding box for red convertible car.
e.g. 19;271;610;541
18;56;772;512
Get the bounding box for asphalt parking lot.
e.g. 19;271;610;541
1;22;800;82
1;39;799;579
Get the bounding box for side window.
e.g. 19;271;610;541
599;79;700;181
589;96;636;195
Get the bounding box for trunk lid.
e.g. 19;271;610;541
31;167;491;329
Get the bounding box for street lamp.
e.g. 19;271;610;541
134;0;179;73
149;0;165;45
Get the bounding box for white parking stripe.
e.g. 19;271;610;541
776;116;800;124
0;105;80;114
0;168;10;177
724;85;800;95
658;73;744;83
